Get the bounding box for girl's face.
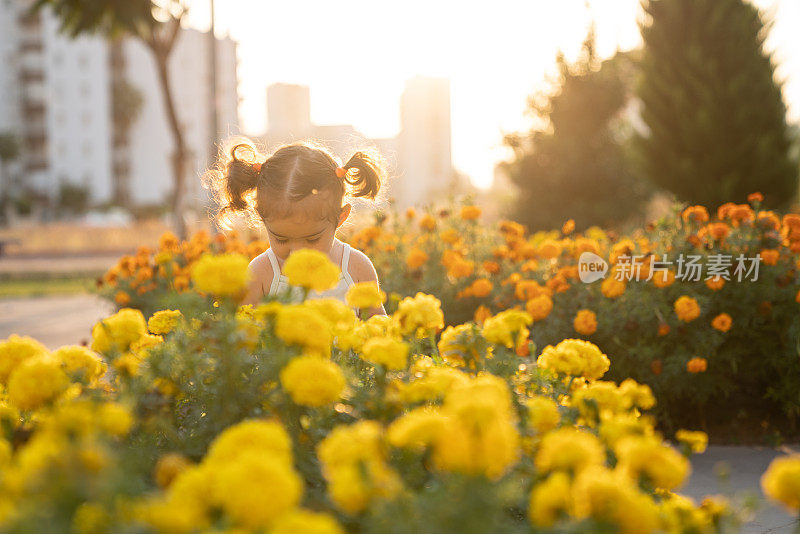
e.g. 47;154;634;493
263;197;351;261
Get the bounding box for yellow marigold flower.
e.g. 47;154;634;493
573;309;598;335
387;407;447;450
206;419;293;466
652;270;676;288
527;396;560;434
460;205;481;220
572;466;660;534
361;337;409;370
687;357;707;373
525;294;553;321
537;339;610;380
275;304;333;356
535;427;604;475
90;308;147;354
0;334;49;385
345;281;386;309
154;453;193;489
674;296;701;322
481;309;532;349
270;510;345;534
280;354;346;407
7;355;69;411
711;313;732;333
619;379;655;410
401;367;469;403
72;502;111;534
601;277;626;299
761;454;800;512
318;420;384;467
405;207;416;219
190;252;250;297
615;435;690;490
97;402;134;437
283;248;340;292
675;430;708;454
147;309;183;335
52;346;106;384
405;247;428;269
562;219;575;235
529;472;571;527
214;453;302;529
393;292;444;337
598;412;654;447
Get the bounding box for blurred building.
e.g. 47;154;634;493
117;29;239;208
0;2;239;212
260;78;454;209
0;3;113;205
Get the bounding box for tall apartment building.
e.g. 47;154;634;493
0;2;113;204
0;1;240;213
261;78;453;209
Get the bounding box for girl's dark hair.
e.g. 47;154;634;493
204;137;385;229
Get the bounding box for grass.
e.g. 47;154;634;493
0;274;98;298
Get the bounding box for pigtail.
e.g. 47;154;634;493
202;138;265;229
342;149;385;200
226;143;263;210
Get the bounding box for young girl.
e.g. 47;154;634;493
208;139;387;317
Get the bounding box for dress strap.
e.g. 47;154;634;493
265;247;282;294
340;243;356;287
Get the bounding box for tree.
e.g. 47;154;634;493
111;71;144;207
33;0;192;236
499;32;651;232
635;0;798;210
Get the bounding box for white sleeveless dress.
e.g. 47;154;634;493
264;243;356;305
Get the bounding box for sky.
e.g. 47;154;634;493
185;0;800;189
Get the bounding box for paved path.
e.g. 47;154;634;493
0;254;120;276
683;445;799;533
0;294;113;349
1;296;799;533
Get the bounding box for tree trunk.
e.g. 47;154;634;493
153;48;189;239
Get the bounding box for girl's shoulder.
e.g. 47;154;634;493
241;249;276;305
343;243;379;284
249;249;276;281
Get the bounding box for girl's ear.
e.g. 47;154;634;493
337;203;352;228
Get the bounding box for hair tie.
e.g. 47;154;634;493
253;162;262;174
335;166;346;178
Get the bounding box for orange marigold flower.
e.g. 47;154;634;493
537;240;562;259
717;202;736;220
572;237;600;257
747;192;764;203
114;291;131;306
526;295;553;321
406;248;429;270
706;222;730;242
687;357;707;373
705;277;725;291
730;204;755;226
601;277;626;299
174;275;190;292
419;214;436;231
482;260;501;274
561;219;575;235
760;249;780;266
471;278;493;297
498;220;526;241
681;206;710;224
515;279;550;301
652;270;675;288
782;214;800;232
440;228;461;245
460;205;481;220
657;323;670;336
474;305;492;324
573;309;597;336
795;289;800;303
158;231;181;252
674;296;701;323
711;313;732;333
651;359;663;375
405;207;416;220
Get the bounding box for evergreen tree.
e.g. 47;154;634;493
499;33;650;232
636;0;798;209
